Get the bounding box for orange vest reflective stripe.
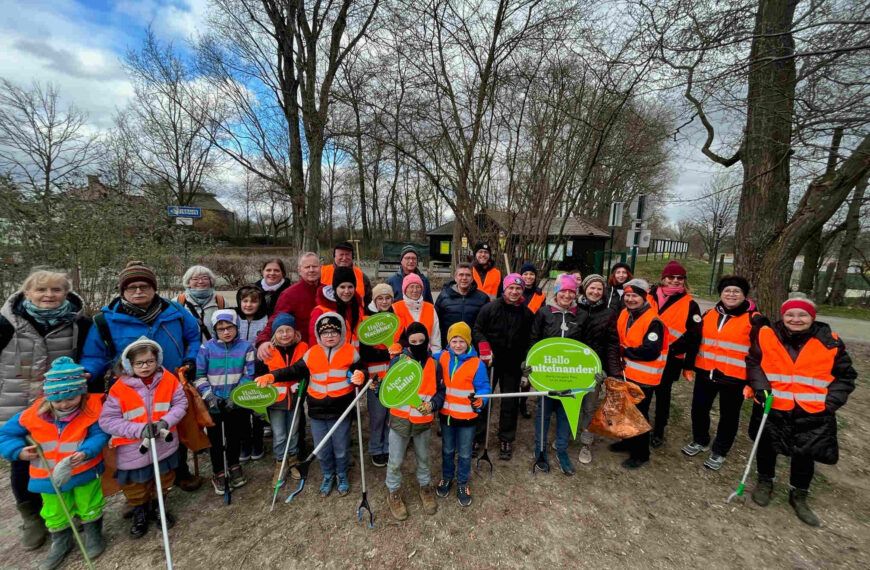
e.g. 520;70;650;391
315;304;363;348
649;293;692;359
108;369;180;447
392;300;436;342
473;268;501;301
390;358;438;424
618;307;669;386
695;310;754;380
758;327;837;413
320;265;367;298
264;343;309;404
302;343;356;399
526;292;545;314
438;351;480;420
20;394;104;480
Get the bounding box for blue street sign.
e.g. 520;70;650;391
167;206;202;218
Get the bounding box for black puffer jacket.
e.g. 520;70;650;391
434;280;489;348
528;303;587;346
249;278;292;316
472;298;534;367
578;296;621;376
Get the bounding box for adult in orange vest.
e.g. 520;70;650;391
520;263;546;315
681;276;769;471
310;266;366;347
320;242;373;306
612;278;668;470
471;243;502;301
646;260;702;448
746;294;857;527
392;273;442;352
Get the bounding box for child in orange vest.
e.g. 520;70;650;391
0;357;109;570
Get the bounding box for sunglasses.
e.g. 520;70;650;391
664;275;686;281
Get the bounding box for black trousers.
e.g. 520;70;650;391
690;375;745;456
11;459;40;504
651;357;682;438
240;410;265;455
206;407;245;475
626;385;657;461
475;362;522;444
756;438;815;490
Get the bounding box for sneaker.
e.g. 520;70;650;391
681;441;708;457
498;441;513;461
609;440;631;453
239;449;251;463
752;479;774;507
251;448;265;461
457;485;472;507
319;474;335;497
387;489;408;521
578;445;592;465
371;453;388;467
435;478;453;498
336;472;350;496
419;484;437;515
211;473;227;495
650;435;665;448
703;453;726;471
557;451;575;476
534;451;549;473
229;465;247;488
621;457;649;470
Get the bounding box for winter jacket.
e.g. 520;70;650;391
195;337;255;400
235;287;269;343
257;279;322;346
0;398;110;494
249;278;292;316
0;291;91;426
746;321;857;464
473;298;534;367
308;287;365;345
435;346;491;427
693;300;769;386
605;285;624;312
578;296;622;376
386;349;447;437
648;286;702;365
386;268;434;303
434;280;490;349
172;291;226;343
522;285;546;314
98;368;188;470
529;303;587;346
80;297;201;384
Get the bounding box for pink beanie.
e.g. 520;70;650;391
402;273;424;293
553;273;578;294
503;273;523;290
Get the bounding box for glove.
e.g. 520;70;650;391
51;455;74;488
256;374;275;388
520;374;530;389
520;362;533;376
754;389;770;405
471;398;484;412
153;420;169;432
290;382;299;394
224;398;236;411
388;343;403;358
416;401;433;415
594;371;607;386
478;342;492;365
204;391;220;409
682;370;695;382
349;370;365;386
743;385;754;400
139;423;155;439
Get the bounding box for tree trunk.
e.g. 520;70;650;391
828;173;868;305
306;141;324;251
797;230;822;294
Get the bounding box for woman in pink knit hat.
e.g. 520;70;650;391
392;273;442;352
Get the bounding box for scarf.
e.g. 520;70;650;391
579;295;605;309
185;287;215;306
120;296;163;325
403;295;424;313
23;299;77;327
656;286;684;308
260;278;285;292
51;406;81;422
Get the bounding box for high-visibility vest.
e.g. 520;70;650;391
108;369;180;447
473;267;502;301
649;293;693;359
19;394;104;480
302;343;356;399
320;264;367;298
526;291;545;314
695;310;754;380
618;307;669;386
438;351;480;420
264;343;309;405
362;313;390;380
392;300;436;342
390;358;438;424
315;304;363;348
758;326;837;413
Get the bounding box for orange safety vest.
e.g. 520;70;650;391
19;394;104;480
302;343;356;400
315;304;364;348
108;369;180;447
758;326;837;413
390;358;438;424
526;291;545;314
392;300;436;342
695;310;754;380
320;264;367;298
649;293;693;359
473;267;502;301
438;352;480;420
618;307;669;386
264;343;309;404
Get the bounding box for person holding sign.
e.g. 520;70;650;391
613;279;668;470
383;323;446;520
392;274;442;352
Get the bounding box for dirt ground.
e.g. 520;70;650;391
2;344;868;570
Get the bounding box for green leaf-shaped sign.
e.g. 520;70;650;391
379;357;423;409
526;338;601;437
357;312;401;346
230;383;278;423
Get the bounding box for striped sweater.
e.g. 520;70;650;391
195;337;255;400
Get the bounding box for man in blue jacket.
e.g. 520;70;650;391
386;245;433;303
434;263;489;349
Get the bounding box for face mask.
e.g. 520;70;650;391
409;343;429;362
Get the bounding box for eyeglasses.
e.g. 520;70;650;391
215;326;236;333
132;359;157;368
320;330;340;337
189;276;211;283
125;285;153;292
664;275;686;281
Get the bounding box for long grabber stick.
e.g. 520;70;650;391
286;378;374;503
270;378;307;512
727;392;774;504
475;365;494;477
470;388;594;400
354;385;374;528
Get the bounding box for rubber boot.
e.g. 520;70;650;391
129;505;149;538
752;478;774;507
39;528;73;570
16;501;47;550
83;517;105;560
789;488;820;527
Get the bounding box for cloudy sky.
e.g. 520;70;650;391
0;0;722;222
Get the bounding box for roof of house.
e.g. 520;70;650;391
190;191;231;213
426;212;609;239
428;221;455;236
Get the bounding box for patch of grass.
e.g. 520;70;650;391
816;305;870;320
628;256;732;301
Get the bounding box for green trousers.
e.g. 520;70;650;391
40;478;105;531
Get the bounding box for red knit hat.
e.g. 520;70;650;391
661;260;687;278
780;294;816;319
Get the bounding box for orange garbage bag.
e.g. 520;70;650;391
176;367;212;453
588;377;652;439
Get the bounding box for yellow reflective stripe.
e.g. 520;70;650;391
123;406;146;420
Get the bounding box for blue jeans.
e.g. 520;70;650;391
269;407;300;459
309;416;351;476
386;428;432;492
440;417;476;485
367;390;390;455
534;397;572;453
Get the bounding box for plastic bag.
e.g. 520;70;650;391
588;377;651;439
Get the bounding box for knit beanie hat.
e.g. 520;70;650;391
610;262;631;275
717;275;750;296
623;278;650;298
272;313;296;331
212;309;239;328
553;273;578;294
661;260;687;278
371;283;394;300
333;241;354;257
582;274;607;291
119;260;157;292
447;321;472;346
503;273;523;290
473;243;491;255
120;337;164;375
520;262;537;275
400;245;418;259
332;266;357;290
43;357;88;402
402;273;424;293
781;292;816;319
316;313;344;337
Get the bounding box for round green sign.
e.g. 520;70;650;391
357;312;401;346
379;358;423;409
230;383;279;422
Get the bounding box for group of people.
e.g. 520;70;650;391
0;241;858;568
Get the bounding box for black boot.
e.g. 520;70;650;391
752;478;774;507
149;498;176;529
789;488;820;527
83;517;105;560
130;505;149;538
16;501;47;550
38;528;73;570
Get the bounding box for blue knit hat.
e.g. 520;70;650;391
273;313;296;330
520;262;537;275
43;357;87;402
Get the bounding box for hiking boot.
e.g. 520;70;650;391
471;442;480;458
336;472;350;496
176;474;203;492
789;489;820;527
703;453;727;471
681;441;708;457
435;478;453;498
499;441;513;461
388;489;408;520
621;457;649;470
148;499;176;529
557;451;575;476
457;485;472;507
752;478;774;507
230;465;247;488
39;528;73;570
372;453;388;467
650;435;665;448
319;474;335;497
578;445;592;465
82;518;105;560
129;505;149;538
419;484;438;515
212;473;227;495
609;440;631;453
16;501;47;550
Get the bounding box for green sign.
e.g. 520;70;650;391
357;312;401;346
379;358;423;409
230;383;278;423
526;338;601;438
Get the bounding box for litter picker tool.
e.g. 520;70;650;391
138;421;174;570
727;392;774;504
475;365;494;477
270;378;307;512
354;385;374;528
219;405;232;505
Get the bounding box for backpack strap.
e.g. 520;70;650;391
217;295;225;309
93;312;116;356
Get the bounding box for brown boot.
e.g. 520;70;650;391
272;462;285;488
176;474;203;492
388;489;408;521
419;484;437;515
288;455;301;480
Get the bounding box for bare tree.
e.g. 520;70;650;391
689;172;740;261
827;173;868;305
